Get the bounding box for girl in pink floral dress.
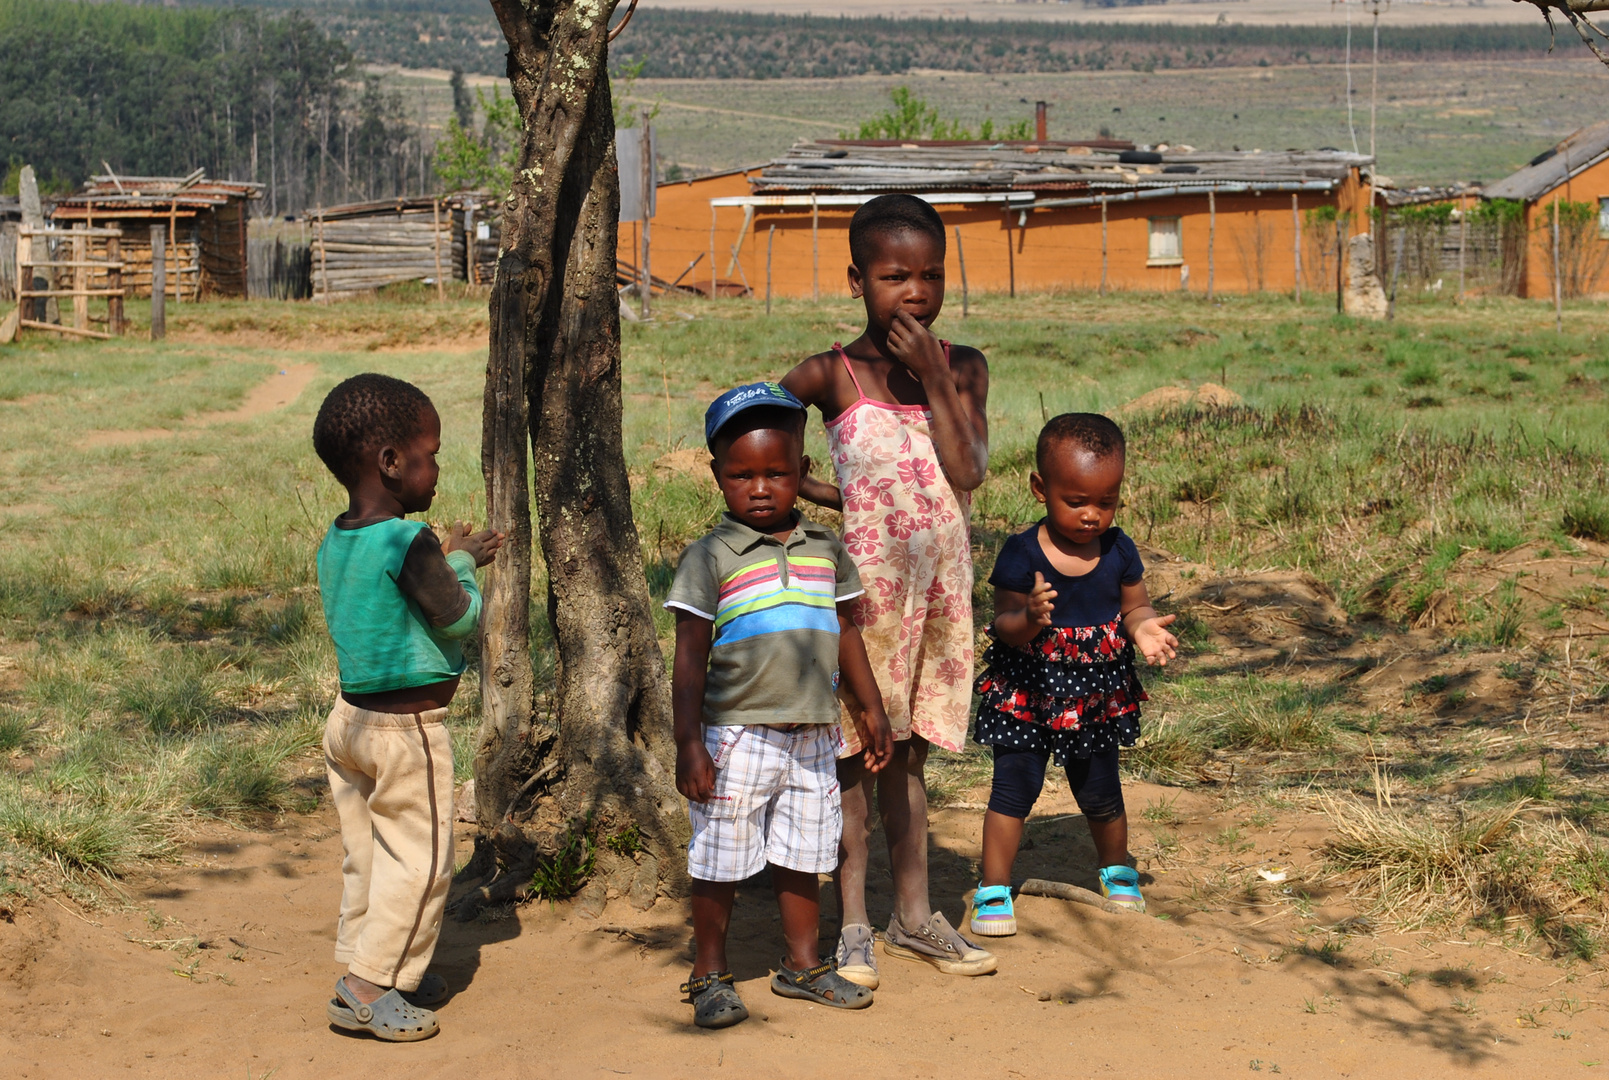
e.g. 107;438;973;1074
782;194;995;985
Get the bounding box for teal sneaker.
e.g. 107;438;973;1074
1098;865;1146;912
969;884;1017;937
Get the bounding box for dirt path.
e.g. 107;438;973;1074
78;364;319;449
2;782;1600;1079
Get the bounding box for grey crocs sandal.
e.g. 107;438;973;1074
401;973;448;1007
681;970;749;1029
771;959;873;1009
327;978;440;1042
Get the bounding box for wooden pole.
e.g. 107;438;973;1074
150;224;166;340
1292;194;1302;304
709;203;717;299
1007;214;1016;299
640;113;652;321
1386;227;1404;321
168;201;179;303
315;210;328;303
466;202;478;286
1553;197;1563;333
1207;189;1216;302
810;194;820;302
1457;196;1467;306
107;235;123;337
1099;196;1108;297
432;197;445;301
71;226;88;332
1335;216;1344;315
765;223;775;315
955;226;969;318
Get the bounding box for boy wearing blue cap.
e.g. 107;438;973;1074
667;382;895;1029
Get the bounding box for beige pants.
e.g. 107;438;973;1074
323;697;455;992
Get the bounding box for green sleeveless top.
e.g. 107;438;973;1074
316;516;481;694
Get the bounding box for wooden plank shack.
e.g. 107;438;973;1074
628;141;1374;299
50;171;262;300
311;196;457;298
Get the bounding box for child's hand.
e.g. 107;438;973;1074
445;522;505;568
1027;572;1058;627
859;707;895;774
1133;614;1180;667
676;738;717;803
885;309;949;384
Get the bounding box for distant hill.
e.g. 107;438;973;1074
172;2;1553;77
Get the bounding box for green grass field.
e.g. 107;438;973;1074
0;285;1604;945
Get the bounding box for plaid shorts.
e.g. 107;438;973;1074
686;724;843;882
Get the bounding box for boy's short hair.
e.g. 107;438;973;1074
710;405;805;461
312;373;435;487
1037;412;1126;471
848;194;947;272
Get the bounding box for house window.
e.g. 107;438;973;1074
1148;217;1183;265
1600;197;1609;239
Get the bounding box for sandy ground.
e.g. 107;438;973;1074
2;774;1604;1080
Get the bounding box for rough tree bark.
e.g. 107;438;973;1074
458;0;686;919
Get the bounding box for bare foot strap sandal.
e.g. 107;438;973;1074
327;978;440;1042
402;973;448;1007
681;970;749;1029
771;959;874;1009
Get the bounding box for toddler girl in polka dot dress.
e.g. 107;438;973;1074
968;413;1179;937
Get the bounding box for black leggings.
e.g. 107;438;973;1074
986;744;1125;823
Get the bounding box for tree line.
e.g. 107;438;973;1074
191;0;1563;78
0;0;429;215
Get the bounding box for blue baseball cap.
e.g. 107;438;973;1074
704;381;805;446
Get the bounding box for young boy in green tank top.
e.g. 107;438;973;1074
311;373;503;1042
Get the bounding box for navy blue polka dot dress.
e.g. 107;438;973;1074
973;524;1147;766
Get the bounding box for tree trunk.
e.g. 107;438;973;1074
464;0;686;920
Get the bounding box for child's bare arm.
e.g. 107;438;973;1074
672;612;717;801
836;604;893;772
780;354;844;510
1120;580;1179;667
992;575;1056;648
884;311;990;491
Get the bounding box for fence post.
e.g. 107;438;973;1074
1007;213;1016;299
1457;197;1467;306
150;224;166;341
1292;194;1302;304
709;204;717;300
71;225;88;332
640;114;653;322
1099;196;1108;297
1553;198;1563;333
107;234;123;337
955;226;969;318
1386;227;1404;321
1206;190;1216;302
765;223;775;316
1334;217;1344;315
811;194;819;303
432;197;445;302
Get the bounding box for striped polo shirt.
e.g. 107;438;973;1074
665;512;864;727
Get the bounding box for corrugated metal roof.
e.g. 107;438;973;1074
1482;121;1609;203
53;170;264;215
753;141;1372;198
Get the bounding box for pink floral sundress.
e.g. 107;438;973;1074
826;343;974;756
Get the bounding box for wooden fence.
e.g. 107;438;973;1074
10;224;126;340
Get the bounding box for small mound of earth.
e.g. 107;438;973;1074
1118;382;1243;416
651;447;713;483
